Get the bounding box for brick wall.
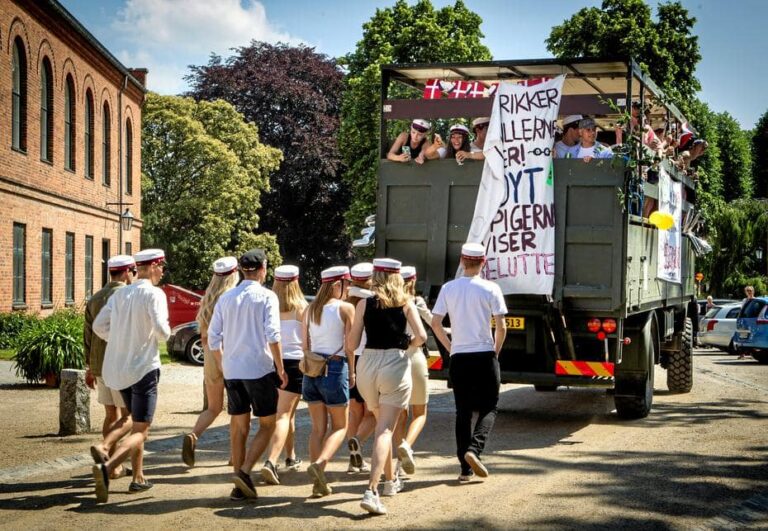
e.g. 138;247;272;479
0;0;145;314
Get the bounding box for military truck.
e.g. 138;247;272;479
374;58;697;418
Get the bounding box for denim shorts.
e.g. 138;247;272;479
301;358;349;406
119;368;160;423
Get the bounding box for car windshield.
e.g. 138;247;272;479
725;307;741;318
704;307;720;319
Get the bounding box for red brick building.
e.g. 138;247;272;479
1;0;146;313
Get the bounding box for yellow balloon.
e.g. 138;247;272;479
649;211;675;231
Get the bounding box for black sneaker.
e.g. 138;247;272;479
285;457;302;471
128;480;154;493
229;487;246;501
233;469;258;499
348;436;363;468
260;460;280;485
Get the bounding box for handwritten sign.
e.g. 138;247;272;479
657;168;682;283
466;76;565;295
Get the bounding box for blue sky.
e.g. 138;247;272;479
60;0;765;129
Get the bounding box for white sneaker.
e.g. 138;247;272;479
381;477;403;496
397;441;415;474
361;489;387;515
359;459;371;473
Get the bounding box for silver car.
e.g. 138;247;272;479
698;303;742;352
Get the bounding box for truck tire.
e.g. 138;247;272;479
666;317;693;393
615;318;654;419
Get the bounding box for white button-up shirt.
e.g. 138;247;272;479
93;279;171;390
208;279;281;380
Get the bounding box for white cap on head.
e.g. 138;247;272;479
562;114;583;128
213;256;238;276
411;118;431;132
400;266;417;280
449;123;470;135
108;254;135;272
373;258;402;273
349;286;374;299
321;266;351;283
472;117;490;129
134;248;165;266
461;242;485;260
274;264;300;281
350;262;373;281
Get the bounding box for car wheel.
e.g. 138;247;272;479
185;335;204;365
752;351;768;364
727;340;736;355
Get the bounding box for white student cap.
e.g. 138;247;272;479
411;119;431;132
321;265;351;283
449;124;470;136
350;262;373;281
400;266;417;280
373;258;402;273
108;254;135;272
274;264;300;281
134;248;165;266
213;256;238;276
472;117;490;129
562;114;583;128
461;242;485;260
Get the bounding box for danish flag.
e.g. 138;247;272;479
519;77;550;87
423;79;442;99
450;80;472;99
467;81;485;98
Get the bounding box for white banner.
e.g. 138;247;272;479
466;76;565;295
657;168;682;283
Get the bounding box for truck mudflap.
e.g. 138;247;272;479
554;360;614;380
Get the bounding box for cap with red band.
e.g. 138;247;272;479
108;254;135;272
351;262;373;281
321;266;351;283
373;258;401;273
134;248;165;266
213;256;237;276
400;266;416;280
461;242;485;260
275;265;300;281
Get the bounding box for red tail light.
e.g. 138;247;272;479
587;318;601;333
602;318;617;334
706;320;718;331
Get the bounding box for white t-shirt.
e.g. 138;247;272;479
432;275;507;355
573;143;613;159
555;140;580;159
470;142;483;153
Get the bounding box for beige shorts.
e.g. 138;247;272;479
203;345;224;387
357;348;412;410
407;347;429;406
96;377;126;408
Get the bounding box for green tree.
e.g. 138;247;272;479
686;99;723;221
141;93;282;288
714;112;753;201
546;0;701;106
339;0;491;245
753;109;768;198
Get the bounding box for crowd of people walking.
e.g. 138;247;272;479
84;242;507;516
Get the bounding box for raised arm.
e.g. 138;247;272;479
387;132;410;162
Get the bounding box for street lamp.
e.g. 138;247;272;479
106;201;134;252
756;248;763;261
121;208;134;232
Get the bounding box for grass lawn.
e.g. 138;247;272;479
0;345;172;364
0;349;15;361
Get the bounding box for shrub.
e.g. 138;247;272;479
0;312;39;349
12;310;85;385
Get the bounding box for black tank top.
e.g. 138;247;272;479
408;135;427;159
363;296;407;349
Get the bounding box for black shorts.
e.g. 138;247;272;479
283;359;303;395
349;357;365;404
120;368;160;423
225;372;279;417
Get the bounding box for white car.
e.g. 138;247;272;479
698;303;742;352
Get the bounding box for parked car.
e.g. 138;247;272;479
167;321;203;365
696;298;738;322
733;297;768;364
698;303;741;352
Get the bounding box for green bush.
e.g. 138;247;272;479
0;312;38;349
12;310;85;385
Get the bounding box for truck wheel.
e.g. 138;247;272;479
752;351;768;364
615;320;654;419
534;384;558;392
666;317;693;393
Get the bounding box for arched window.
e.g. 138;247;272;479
102;101;111;186
40;58;53;162
11;38;28;152
125;118;133;195
84;89;94;179
64;75;76;170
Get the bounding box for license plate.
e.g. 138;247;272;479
492;317;525;330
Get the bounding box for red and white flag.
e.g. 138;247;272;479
450;80;472;99
519;77;550;87
423;79;442;99
467;81;485;98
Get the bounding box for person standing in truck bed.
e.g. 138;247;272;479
387;119;432;164
431;243;508;483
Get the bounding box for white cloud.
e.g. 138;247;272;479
111;0;305;94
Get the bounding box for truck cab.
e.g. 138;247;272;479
374;58;698;418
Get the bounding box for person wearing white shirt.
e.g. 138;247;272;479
208;248;287;500
90;248;171;503
431;243;507;483
555;114;582;159
573;117;614;162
